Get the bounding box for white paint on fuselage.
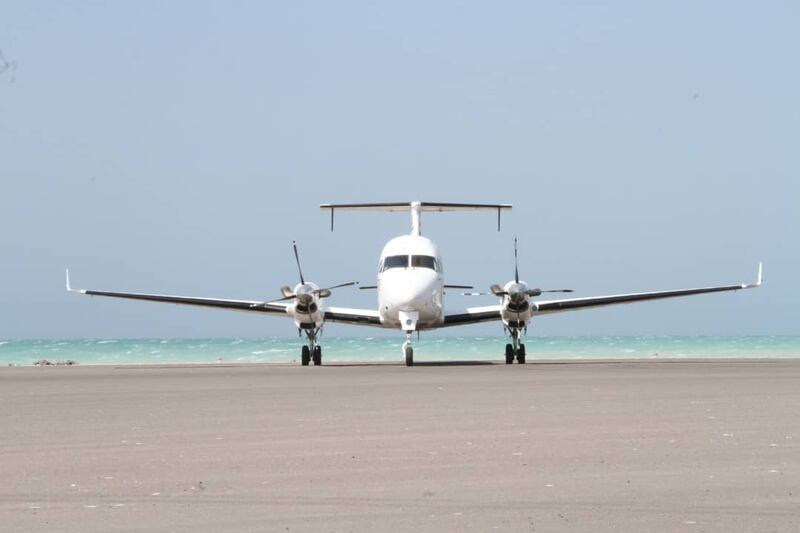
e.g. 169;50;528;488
377;235;444;329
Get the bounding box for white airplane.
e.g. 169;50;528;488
67;201;762;366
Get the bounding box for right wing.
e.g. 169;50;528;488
323;306;385;327
67;270;291;316
66;270;386;326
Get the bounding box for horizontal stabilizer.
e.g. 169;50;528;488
320;202;512;212
320;201;512;232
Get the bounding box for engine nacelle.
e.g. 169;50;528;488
499;280;537;328
288;282;325;330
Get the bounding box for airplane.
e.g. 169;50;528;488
66;201;763;366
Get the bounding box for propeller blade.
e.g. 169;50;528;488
253;280;359;307
490;284;507;296
461;291;491;296
312;281;359;299
524;288;574;297
514;237;519;284
317;281;358;291
292;241;305;285
249;293;296;308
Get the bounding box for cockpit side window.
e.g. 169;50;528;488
381;255;409;272
410;255;438;271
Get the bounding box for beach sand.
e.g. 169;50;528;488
1;360;798;532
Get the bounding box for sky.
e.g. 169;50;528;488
1;1;797;339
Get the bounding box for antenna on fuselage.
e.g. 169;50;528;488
319;202;512;235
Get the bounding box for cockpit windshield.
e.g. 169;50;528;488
411;255;437;271
380;254;441;272
380;255;408;272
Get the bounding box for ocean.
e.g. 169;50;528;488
1;336;798;366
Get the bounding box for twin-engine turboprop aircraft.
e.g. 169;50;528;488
67;202;762;366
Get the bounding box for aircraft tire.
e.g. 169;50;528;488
505;343;514;364
301;346;310;366
405;345;414;367
312;346;322;366
517;344;526;364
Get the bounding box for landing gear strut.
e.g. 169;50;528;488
505;328;526;364
301;328;322;366
403;331;414;367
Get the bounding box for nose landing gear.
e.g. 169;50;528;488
403;331;414;366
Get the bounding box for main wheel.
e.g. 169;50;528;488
505;343;514;364
312;346;322;366
301;345;310;366
517;344;526;364
404;345;414;367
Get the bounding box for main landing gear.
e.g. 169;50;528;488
300;328;322;366
505;329;526;364
403;331;414;367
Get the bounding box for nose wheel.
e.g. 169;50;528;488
403;331;414;366
403;342;414;366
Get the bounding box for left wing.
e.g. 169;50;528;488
441;304;503;327
441;263;762;326
536;263;762;315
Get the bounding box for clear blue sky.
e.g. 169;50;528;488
1;1;797;338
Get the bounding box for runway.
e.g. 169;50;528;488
1;360;798;532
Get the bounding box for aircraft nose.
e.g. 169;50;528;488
381;271;439;317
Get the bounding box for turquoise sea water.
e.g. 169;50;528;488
1;337;798;366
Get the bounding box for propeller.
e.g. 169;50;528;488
250;241;358;308
463;238;574;298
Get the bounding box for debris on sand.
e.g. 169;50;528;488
34;359;79;366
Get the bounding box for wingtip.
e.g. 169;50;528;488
65;268;85;294
742;262;763;289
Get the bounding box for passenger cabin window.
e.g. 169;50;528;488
381;255;409;272
411;255;438;271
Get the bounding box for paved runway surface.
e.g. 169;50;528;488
1;360;798;532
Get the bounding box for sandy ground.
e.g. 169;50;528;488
1;360;798;532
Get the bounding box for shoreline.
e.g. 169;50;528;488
4;356;800;369
4;336;799;367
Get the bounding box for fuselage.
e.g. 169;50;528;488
376;234;444;329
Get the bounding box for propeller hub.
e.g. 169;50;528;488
506;282;529;301
294;284;316;304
